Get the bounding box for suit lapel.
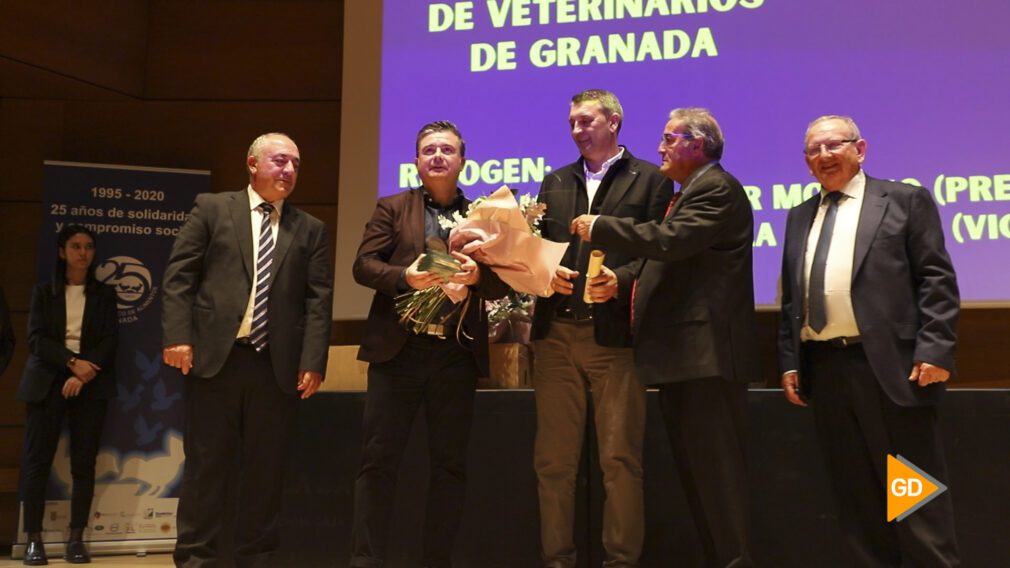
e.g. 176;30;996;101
81;287;98;346
852;177;888;280
599;154;637;214
561;167;584;225
271;202;299;286
229;191;254;281
52;286;67;343
406;188;426;257
792;197;820;300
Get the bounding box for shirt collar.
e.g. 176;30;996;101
422;187;465;211
247;185;284;217
583;147;626;180
680;161;717;192
820;169;865;205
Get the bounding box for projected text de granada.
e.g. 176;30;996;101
473;27;716;71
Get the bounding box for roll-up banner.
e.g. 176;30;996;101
12;161;208;558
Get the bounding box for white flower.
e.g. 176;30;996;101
437;211;464;230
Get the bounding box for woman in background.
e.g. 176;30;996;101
17;225;118;565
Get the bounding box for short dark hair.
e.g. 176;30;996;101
571;89;624;134
415;120;466;157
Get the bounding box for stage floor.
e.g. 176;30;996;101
0;552;172;566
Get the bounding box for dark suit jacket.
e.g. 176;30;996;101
592;163;759;386
353;188;508;377
162;189;333;394
18;281;118;402
530;149;673;347
777;175;959;406
0;286;13;376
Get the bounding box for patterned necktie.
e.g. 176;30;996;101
807;191;844;333
250;202;275;351
630;191;682;328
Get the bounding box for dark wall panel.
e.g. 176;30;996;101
145;0;343;100
0;1;148;96
59;100;340;201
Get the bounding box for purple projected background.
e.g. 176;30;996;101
378;1;1010;305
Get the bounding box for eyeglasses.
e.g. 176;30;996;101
804;138;858;157
660;132;693;148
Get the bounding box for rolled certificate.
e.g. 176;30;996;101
583;250;606;304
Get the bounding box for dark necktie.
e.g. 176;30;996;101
807;191;844;333
251;202;275;351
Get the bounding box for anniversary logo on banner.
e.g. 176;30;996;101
16;161;209;555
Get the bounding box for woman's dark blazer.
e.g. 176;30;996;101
17;281;119;403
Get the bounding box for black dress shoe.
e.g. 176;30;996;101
23;540;48;565
65;540;91;564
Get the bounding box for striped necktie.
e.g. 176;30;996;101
250;202;275;351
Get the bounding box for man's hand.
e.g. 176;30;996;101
62;377;84;398
164;344;194;376
69;358;100;383
297;370;323;399
448;251;481;286
781;371;807;407
909;361;951;387
405;254;444;290
585;265;618;303
570;214;599;242
550;266;579;296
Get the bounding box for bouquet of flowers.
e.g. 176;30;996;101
395;186;567;336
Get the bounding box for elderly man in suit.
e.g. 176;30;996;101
350;120;507;568
162;132;333;567
573;107;758;567
778;115;961;566
531;89;672;568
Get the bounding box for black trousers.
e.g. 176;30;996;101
21;377;108;533
804;341;961;567
350;335;479;568
657;378;754;568
173;343;298;568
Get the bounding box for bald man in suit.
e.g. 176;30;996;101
163;133;333;567
778;115;960;566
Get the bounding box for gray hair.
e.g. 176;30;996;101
669;108;723;160
805;115;862;142
248;132;296;160
572;89;624;134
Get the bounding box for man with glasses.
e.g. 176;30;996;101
572;107;758;567
778;115;961;566
531;89;672;568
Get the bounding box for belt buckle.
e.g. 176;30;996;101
425;324;446;339
830;336;860;348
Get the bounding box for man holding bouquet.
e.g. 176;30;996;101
531;89;673;568
350;120;507;568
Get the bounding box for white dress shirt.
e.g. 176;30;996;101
801;170;865;341
583;147;625;212
65;284;86;353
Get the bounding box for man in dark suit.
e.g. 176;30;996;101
532;88;672;568
350;120;507;568
162;132;333;567
778;115;961;566
573;107;758;567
